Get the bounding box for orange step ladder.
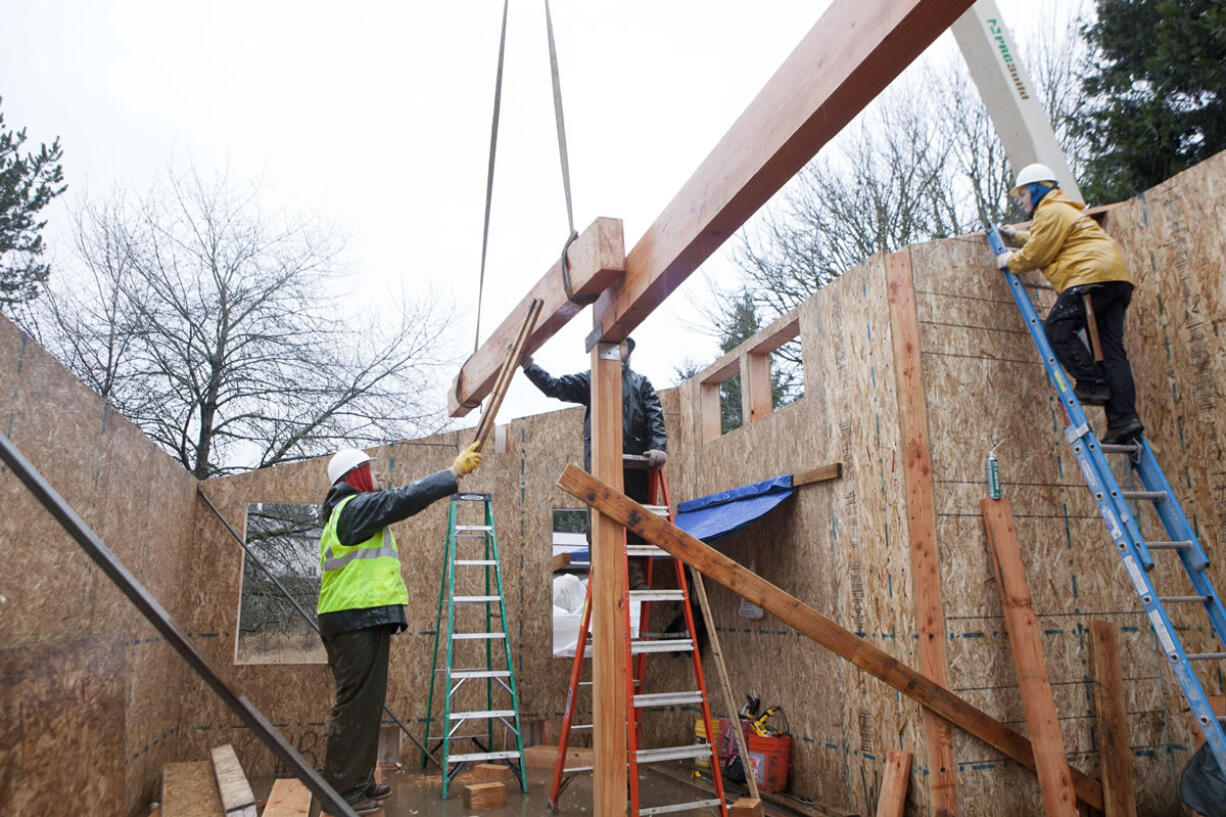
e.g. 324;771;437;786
549;460;728;817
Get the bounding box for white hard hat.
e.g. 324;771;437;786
1011;163;1058;195
327;448;373;485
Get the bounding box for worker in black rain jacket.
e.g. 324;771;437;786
317;440;482;815
522;337;667;588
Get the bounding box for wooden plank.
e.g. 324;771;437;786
745;352;772;422
262;779;311;817
1088;621;1138;817
210;744;257;817
474;763;515;782
463;781;506;809
589;342;627;817
473;298;542;447
885;248;958;816
556;465;1105;811
981;499;1078;817
448;217;624;416
523;744;594;770
691;571;760;799
731;797;764;817
161;761;224;817
874;749;912;817
792;463;842;487
701;381;722;443
588;0;975;345
551;551;572;572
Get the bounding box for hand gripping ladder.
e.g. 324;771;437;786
549;460;728;816
986;225;1226;775
423;492;527;797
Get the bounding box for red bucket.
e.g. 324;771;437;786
745;733;791;792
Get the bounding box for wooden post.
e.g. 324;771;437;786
875;749;912;817
590;341;627;817
745;352;772;422
1088;621;1138;817
556;465;1105;812
886;248;958;816
691;571;760;800
980;499;1078;817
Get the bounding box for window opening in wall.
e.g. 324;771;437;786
236;502;326;665
770;338;805;409
719;371;744;434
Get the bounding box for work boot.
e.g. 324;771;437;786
1102;418;1144;445
351;800;383;815
1074;380;1111;406
365;783;391;801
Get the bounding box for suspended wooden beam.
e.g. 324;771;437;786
556;465;1105;812
448;217;624;417
586;0;977;346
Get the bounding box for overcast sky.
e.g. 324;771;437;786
1;0;1079;432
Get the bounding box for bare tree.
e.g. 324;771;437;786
35;167;454;478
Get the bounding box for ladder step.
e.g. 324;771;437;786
448;750;521;763
452;632;506;640
631;639;694;654
448;670;511;679
1101;442;1143;455
633;691;705;708
570;724;593;730
450;709;518;720
456;559;498;565
1147;540;1194;551
627;545;669;558
1188;652;1226;661
639;800;724;816
629;589;686;603
456;525;494;531
1159;595;1210;604
564;765;594;774
643;505;671;516
453;595;501;603
636;745;713;764
1122;489;1167;502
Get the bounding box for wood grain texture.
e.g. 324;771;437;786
557;465;1104;811
162;761;223;817
1088;622;1138;817
874;749;912;817
885;248;957;816
981;499;1077;817
210;744;257;817
262;779;311;817
463;781;507;809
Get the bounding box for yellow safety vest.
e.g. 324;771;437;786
317;495;409;615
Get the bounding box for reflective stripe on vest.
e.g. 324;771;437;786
317;494;409;614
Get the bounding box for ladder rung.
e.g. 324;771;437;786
456;559;498;565
631;639;694;654
1122;490;1167;502
449;750;521;763
454;595;501;603
636;745;713;764
564;765;594;774
449;670;511;679
452;632;506;640
1188;652;1226;661
629;589;686;603
1147;540;1194;550
456;525;493;531
627;545;668;558
1159;595;1210;604
639;800;724;816
570;724;593;730
450;709;518;720
633;691;704;708
643;504;670;516
1101;442;1143;455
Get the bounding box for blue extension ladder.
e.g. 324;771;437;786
986;225;1226;776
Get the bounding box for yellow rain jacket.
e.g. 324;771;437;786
1006;189;1133;293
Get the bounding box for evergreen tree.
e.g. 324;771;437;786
0;97;65;310
1080;0;1226;202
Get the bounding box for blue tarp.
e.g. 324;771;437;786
674;474;795;542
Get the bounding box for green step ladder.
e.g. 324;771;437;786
423;492;528;798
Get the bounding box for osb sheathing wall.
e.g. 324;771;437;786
653;151;1226;817
0;316;199;817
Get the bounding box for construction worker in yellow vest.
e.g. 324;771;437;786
317;440;482;815
995;163;1144;445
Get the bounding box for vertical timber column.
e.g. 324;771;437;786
885;249;958;816
590;342;627;817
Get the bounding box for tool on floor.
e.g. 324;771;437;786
986;224;1226;776
422;492;528;798
549;458;729;817
739;696;789;738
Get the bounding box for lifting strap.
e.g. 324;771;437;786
473;0;510;356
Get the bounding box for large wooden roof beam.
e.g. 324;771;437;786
588;0;975;346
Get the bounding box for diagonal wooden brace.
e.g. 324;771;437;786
556;464;1105;812
448;217;625;417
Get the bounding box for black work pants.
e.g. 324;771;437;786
1043;281;1139;427
321;624;394;804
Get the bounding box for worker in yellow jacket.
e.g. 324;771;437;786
996;163;1143;444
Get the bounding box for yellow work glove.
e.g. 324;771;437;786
452;441;483;478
